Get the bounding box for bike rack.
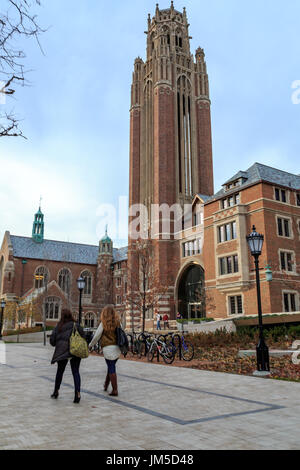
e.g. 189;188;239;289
172;334;182;361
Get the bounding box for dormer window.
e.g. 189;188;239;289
221;193;240;209
224;176;247;192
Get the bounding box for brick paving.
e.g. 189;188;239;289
0;342;299;450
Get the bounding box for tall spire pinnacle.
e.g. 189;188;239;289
155;3;159;19
32;204;44;243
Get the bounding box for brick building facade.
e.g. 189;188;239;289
203;164;300;318
0;212;128;330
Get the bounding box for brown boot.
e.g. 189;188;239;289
104;373;110;391
109;373;118;396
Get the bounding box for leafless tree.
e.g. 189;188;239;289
126;240;170;333
0;0;44;138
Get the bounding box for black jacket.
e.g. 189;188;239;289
50;321;85;364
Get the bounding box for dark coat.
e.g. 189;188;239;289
50;321;85;364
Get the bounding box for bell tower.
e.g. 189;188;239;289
32;205;44;243
129;2;214;215
128;3;214;326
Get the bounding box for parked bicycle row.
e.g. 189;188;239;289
125;330;194;364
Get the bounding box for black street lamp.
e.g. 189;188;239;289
246;225;270;374
0;299;6;340
77;276;86;326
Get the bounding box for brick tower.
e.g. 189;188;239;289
128;3;214;328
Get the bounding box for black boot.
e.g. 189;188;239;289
51;390;59;399
73;391;81;404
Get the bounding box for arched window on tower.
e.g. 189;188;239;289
81;270;92;296
34;266;49;290
58;268;71;295
175;28;183;49
177;75;193;197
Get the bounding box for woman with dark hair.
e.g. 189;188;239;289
50;308;85;403
89;305;121;396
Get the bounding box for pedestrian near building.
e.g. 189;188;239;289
89;305;121;397
156;312;161;330
163;314;169;330
176;312;183;332
50;309;86;404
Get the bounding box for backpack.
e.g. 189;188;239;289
115;326;129;355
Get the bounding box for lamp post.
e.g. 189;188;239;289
35;273;47;346
77;276;86;326
246;225;270;374
0;299;6;340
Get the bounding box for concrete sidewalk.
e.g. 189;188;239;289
0;343;299;450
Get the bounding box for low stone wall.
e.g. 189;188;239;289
3;331;49;343
177;320;236;334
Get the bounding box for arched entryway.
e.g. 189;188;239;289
177;263;205;319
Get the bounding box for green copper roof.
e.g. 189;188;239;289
100;226;112;243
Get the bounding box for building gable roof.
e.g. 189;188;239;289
207;162;300;203
10;235;128;265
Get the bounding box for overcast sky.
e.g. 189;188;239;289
1;0;299;247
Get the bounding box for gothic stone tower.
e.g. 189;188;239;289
96;230;113;309
128;3;214;327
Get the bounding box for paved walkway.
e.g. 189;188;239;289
0;342;299;450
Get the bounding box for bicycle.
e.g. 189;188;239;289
138;332;155;358
125;331;143;358
172;331;194;361
147;335;175;364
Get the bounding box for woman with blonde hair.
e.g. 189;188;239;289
89;305;121;396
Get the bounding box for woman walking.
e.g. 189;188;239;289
50;309;85;403
89;305;121;396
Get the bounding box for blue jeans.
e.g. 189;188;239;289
105;358;118;374
157;321;161;330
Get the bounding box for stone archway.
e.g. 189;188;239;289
176;263;205;319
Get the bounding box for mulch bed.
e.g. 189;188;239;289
91;347;300;382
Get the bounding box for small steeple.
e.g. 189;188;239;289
32;201;44;243
99;226;113;255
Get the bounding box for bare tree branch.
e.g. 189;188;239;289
0;112;26;138
0;0;45;138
